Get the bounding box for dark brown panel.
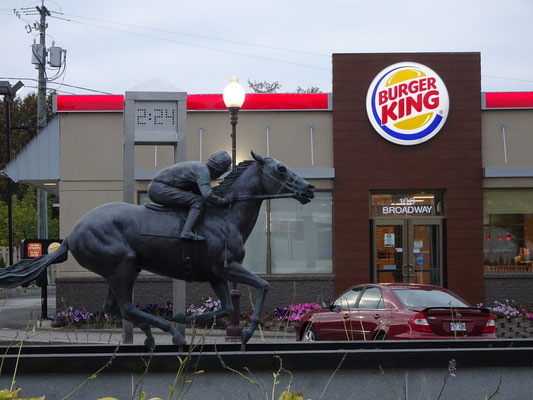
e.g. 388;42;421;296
332;53;483;305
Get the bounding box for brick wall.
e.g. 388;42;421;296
55;275;335;315
332;53;484;304
484;273;533;308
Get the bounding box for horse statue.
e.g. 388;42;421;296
0;151;315;348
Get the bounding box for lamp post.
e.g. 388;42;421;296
222;76;245;341
0;81;24;266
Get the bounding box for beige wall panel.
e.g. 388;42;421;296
57;188;123;278
60;113;124;181
61;180;124;191
186;111;333;168
186;112;235;162
482;110;533;167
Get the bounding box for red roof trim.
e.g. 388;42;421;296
55;93;330;112
484;92;533;109
56;95;125;112
187;93;329;111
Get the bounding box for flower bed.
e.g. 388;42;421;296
50;301;321;332
478;300;533;338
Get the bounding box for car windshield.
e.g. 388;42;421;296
392;289;469;308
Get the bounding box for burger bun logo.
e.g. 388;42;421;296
366;62;449;146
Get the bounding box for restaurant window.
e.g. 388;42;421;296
484;190;533;272
245;191;333;275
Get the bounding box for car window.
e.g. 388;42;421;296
358;287;384;309
392;289;469;308
333;287;363;309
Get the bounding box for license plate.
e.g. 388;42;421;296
450;322;466;331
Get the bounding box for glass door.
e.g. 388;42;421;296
409;221;441;285
374;220;406;283
374;219;442;285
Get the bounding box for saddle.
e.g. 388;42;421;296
141;203;203;282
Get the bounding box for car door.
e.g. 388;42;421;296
353;286;386;340
316;287;363;340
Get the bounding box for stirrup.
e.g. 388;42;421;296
180;230;205;241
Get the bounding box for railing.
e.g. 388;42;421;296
0;247;21;266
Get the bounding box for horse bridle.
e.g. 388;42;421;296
234;163;303;201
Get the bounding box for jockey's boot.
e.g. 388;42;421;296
180;208;205;241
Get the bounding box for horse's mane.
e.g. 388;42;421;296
212;160;255;195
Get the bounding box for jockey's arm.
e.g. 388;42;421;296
198;183;235;206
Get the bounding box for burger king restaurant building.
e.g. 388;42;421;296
6;52;533;311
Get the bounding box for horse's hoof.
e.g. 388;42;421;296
144;337;156;351
241;328;253;344
172;335;187;346
172;312;188;324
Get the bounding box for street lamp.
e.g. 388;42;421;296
0;81;24;266
222;76;245;341
223;76;246;169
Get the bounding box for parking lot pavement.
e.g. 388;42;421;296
0;294;297;345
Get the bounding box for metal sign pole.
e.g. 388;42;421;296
123;90;187;344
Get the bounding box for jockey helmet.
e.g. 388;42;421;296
207;151;232;173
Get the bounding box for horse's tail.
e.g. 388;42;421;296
0;238;69;289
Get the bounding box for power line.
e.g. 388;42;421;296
0;77;113;94
482;75;533;84
48;15;330;72
24;84;76;95
50;11;330;58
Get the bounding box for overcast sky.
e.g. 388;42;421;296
1;0;532;98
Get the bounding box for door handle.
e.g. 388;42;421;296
408;265;415;277
343;313;349;319
373;314;381;319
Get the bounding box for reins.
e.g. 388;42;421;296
235;193;295;201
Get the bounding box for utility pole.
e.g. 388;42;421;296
36;2;50;240
35;2;50;319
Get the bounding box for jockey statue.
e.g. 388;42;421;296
147;150;236;240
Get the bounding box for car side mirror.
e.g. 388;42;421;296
322;300;332;309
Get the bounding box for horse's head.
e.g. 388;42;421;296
252;151;315;204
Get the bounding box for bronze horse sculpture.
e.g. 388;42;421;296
0;152;315;348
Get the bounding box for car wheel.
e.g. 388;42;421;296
374;331;388;341
302;325;317;342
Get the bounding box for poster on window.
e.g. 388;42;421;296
384;233;395;247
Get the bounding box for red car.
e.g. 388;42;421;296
296;283;496;341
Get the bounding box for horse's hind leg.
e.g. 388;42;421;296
103;288;121;317
138;324;155;350
108;260;186;346
105;286;156;349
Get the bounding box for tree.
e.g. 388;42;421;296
247;79;322;94
295;86;322;93
0;187;59;247
247;80;282;93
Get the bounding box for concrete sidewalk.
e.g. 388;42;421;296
0;324;297;346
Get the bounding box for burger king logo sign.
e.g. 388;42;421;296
366;62;449;146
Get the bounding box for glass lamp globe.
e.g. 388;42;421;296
223;76;246;109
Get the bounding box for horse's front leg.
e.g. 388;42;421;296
172;279;233;327
222;261;269;344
